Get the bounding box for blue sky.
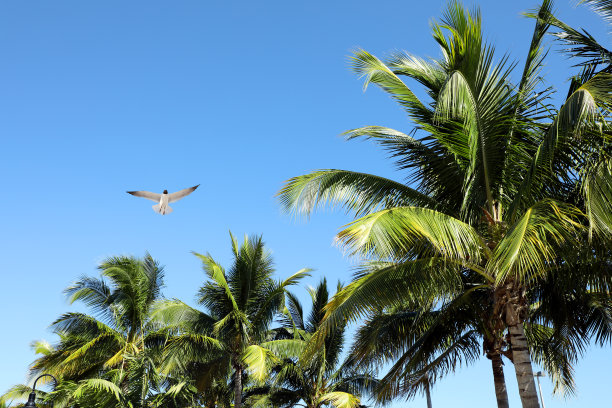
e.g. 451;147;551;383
0;0;610;406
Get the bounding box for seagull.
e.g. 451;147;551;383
127;185;199;215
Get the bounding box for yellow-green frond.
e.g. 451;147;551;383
242;345;279;384
319;391;360;408
491;200;584;283
336;207;488;261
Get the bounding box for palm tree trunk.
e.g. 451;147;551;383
234;364;243;408
509;323;540;408
425;380;432;408
490;353;509;408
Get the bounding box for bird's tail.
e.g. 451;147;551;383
152;204;173;215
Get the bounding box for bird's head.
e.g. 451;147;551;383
163;190;168;194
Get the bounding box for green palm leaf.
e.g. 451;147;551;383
350;49;426;115
71;378;123;402
490;200;584;283
194;251;241;315
580;0;612;23
378;329;480;402
336;206;489;262
582;156;612;238
387;52;446;93
343;127;464;208
318;391;360;408
279;169;435;218
242;345;280;383
510;73;612;217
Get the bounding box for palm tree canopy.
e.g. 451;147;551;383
33;253;166;379
4;254;174;408
279;1;612;406
153;232;310;407
246;279;379;408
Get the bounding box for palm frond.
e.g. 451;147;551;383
318;391;360;408
194;251;240;316
30;340;54;356
151;299;216;332
387;52;446;93
582;156;612;238
242;345;279;383
509;73;612;217
491;200;584;283
281;291;305;332
71;378;123;402
350;49;426;116
261;339;308;360
580;0;612;25
301;258;470;364
377;329;480;402
278;169;435;218
64;276;111;318
162;333;223;374
525;323;577;396
343;127;463;210
336;207;489;262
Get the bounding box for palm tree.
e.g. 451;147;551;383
6;253;169;407
346;269;506;407
346;250;611;408
153;233;309;408
3;340;127;408
278;2;612;407
246;278;378;408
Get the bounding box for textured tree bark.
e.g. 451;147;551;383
490;353;510;408
509;324;540;408
234;364;243;408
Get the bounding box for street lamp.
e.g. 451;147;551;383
24;374;57;408
534;371;546;408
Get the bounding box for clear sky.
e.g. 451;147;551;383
0;0;609;406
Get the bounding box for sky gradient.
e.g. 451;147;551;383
0;0;610;406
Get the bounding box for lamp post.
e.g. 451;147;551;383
24;374;57;408
534;371;546;408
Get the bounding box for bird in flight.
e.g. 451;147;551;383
127;185;199;215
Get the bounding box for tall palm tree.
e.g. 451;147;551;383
36;254;165;379
246;278;378;408
7;253;169;408
346;250;611;408
278;2;612;407
346;269;507;407
153;233;309;408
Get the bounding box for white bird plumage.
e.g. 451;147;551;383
127;185;199;215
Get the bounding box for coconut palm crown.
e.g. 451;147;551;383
153;233;310;408
278;1;612;407
3;253;170;408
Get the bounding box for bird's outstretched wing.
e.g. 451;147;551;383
127;190;161;202
168;185;200;203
